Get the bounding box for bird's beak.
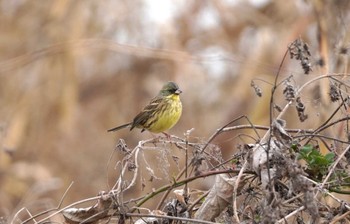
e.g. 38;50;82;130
175;89;182;95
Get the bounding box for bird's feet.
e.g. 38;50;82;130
162;132;173;142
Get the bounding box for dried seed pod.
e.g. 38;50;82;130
288;38;312;74
296;97;308;122
251;80;262;97
301;58;312;74
329;84;340;102
274;104;282;112
283;83;296;101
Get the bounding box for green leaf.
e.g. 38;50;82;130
324;153;335;163
297;144;335;180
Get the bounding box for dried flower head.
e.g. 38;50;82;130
283;82;296;101
296;97;308;122
117;139;131;154
288;38;312;74
329;84;340;102
251;80;262;97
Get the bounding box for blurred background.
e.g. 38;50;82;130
1;0;350;220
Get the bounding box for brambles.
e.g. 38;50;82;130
9;21;350;224
58;38;350;223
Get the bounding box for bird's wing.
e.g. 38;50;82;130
131;97;163;130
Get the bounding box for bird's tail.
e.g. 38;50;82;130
107;122;132;132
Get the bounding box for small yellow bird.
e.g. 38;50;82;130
108;81;182;133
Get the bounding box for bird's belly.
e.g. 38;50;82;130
148;101;182;133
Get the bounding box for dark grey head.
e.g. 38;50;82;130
158;81;182;96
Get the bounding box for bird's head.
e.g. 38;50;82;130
159;81;182;97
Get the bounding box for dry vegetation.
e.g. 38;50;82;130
1;0;350;223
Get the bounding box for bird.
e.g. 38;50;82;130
107;81;182;134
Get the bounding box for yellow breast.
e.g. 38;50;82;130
147;94;182;133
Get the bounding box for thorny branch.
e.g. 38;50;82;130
12;38;350;224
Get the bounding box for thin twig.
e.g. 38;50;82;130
303;176;350;210
316;144;350;197
312;116;350;135
18;182;74;224
33;196;100;224
304;98;347;144
276;206;305;223
223;124;314;133
134;169;238;212
10;208;26;224
187;191;209;213
294;133;350;144
126;212;218;224
329;210;350;224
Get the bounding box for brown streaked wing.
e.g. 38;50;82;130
130;96;163;130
